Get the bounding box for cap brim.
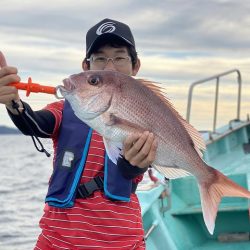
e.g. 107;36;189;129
86;33;134;57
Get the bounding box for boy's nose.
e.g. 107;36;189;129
104;59;116;71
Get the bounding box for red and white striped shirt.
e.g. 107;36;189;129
34;101;145;250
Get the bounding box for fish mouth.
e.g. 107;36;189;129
57;78;76;97
63;78;76;91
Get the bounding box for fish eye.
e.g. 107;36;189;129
88;75;101;86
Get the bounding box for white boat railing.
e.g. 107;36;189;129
186;69;242;133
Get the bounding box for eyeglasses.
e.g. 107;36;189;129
87;55;131;68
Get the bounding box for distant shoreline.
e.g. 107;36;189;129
0;125;21;135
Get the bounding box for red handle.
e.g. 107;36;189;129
9;77;56;97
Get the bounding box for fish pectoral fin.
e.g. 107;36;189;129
153;165;191;179
103;138;123;164
101;112;117;126
101;112;145;132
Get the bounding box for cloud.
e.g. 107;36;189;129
1;0;250;128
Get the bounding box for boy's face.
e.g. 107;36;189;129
83;45;140;76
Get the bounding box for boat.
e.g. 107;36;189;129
137;69;250;250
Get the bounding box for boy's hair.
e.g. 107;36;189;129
84;36;138;69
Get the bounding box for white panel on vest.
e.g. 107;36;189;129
62;151;75;168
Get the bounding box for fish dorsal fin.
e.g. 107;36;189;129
103;137;122;164
180;121;206;157
136;79;169;104
137;79;206;158
154;165;192;179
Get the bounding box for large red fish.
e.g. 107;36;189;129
41;70;250;234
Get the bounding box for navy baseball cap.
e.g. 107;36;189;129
86;18;136;57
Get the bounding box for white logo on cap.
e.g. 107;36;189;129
96;22;116;35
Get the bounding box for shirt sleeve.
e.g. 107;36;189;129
7;100;64;138
117;156;148;181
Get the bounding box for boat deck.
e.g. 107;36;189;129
137;120;250;250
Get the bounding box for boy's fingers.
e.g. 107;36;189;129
0;51;7;68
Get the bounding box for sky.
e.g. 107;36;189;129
1;0;250;130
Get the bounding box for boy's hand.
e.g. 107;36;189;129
123;131;157;168
0;52;22;112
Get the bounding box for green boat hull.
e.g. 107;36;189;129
137;121;250;250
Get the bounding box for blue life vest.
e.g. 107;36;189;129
45;101;132;208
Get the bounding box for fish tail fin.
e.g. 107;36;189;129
198;166;250;235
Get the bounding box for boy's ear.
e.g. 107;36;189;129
132;58;141;76
82;60;89;71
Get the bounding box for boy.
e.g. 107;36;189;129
0;18;157;249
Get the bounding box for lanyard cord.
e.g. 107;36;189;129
11;100;51;157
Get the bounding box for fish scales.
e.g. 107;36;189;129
59;70;250;235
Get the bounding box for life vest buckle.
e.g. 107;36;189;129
76;176;104;198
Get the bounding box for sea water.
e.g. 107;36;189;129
0;134;156;250
0;135;52;250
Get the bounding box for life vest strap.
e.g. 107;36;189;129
76;176;138;199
